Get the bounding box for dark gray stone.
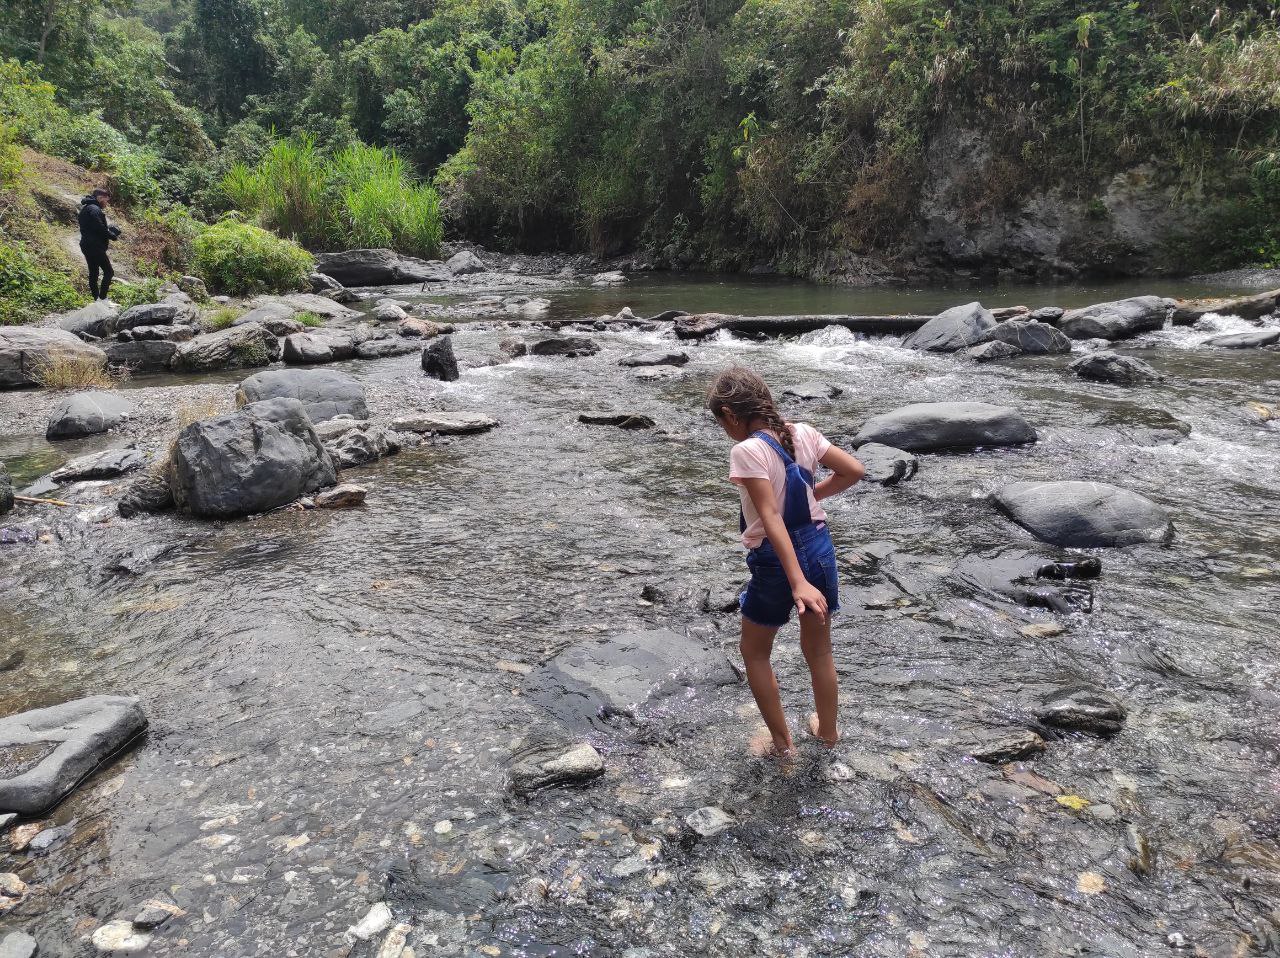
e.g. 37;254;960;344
979;320;1072;354
499;339;528;358
783;382;843;400
508;737;604;795
168;398;336;518
422;336;459;381
354;338;419;359
446;250;487;275
964;728;1046;763
1069;351;1162;385
105;340;178;372
902;302;996;352
0;328;107;389
0;695;147;815
962;340;1022;362
0;931;38;958
992;480;1172;547
236;369;368;424
49;447;145;482
529;337;599;357
117;472;173;518
855;443;918;485
56;300;119;338
132;902;177;931
282;332;348;365
1058;296;1168;340
1038;685;1127;735
1028;306;1064;323
116;296;198;332
122;324;194;343
578;412;655;429
324;425;401;468
314;249;451;285
853;402;1037;452
46;391;138;439
1203;328;1280;349
172;324;279;373
618;350;689;368
308;271;351;300
951;546;1100;613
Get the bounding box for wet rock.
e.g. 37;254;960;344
392;412;497;435
282;332;343;365
578;412;656;430
783;382;843;400
172;323;279;372
131;899;181;931
1069;351;1162;385
852;402;1037;451
422;336;459;381
325;425;400;468
57;299;120;338
49;447;145;482
1029;306;1064;323
169;398;336;518
0;695;147;815
353;337;419;359
530;336;599;357
979;319;1072;354
117;472;173;518
619;350;689;368
26;823;71;851
855;443;917;485
348;903;394;941
0;327;107;389
592;271;626;286
376;923;412;958
90;920;151;953
0;932;37;958
1127;823;1157;876
685;806;735;837
116;296;198;333
499;338;528;358
119;323;194;343
46;391;137;439
315;483;367;508
508;738;604;795
1058;296;1168;340
446;249;487;274
951;547;1099;613
992;480;1171;547
373;300;408;322
632;366;682;381
962;340;1022;362
309;271;350;300
1038;685;1127;735
104;339;178;372
525;629;737;727
0;873;25;898
315;249;451;285
399;317;446;338
273;292;361;321
964;728;1045;763
1170;287;1280;324
0;464;12;517
237;369;368;424
902;302;996;352
1203;328;1280;349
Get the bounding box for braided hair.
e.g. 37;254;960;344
707;366;796;460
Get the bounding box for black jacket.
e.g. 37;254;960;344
78;196;114;246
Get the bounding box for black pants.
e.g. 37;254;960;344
81;242;113;300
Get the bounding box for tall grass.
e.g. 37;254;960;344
222;137;443;258
33;354;126;390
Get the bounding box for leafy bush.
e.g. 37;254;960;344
205;306;241;330
0;240;85;325
296;311;323;327
112;277;168;310
192;219;314;295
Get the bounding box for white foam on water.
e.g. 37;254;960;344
1143;312;1280;350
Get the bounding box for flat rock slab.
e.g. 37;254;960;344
525;629;738;728
855;443;918;485
508;738;604;795
0;695;146;815
46;391;138;440
236;369;368;424
578;413;655;430
1058;296;1169;340
0;327;107;390
530;337;600;357
951;546;1099;613
49;447;145;482
853;402;1036;452
1038;685;1127;735
392;412;497;435
992;480;1172;547
1170;287;1280;324
1203;328;1280;349
619;350;689;368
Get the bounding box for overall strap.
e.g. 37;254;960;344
751;430;794;464
746;429;815;531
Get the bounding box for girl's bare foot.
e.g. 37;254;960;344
808;712;839;747
748;727;795;760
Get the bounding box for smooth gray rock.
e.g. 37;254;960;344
0;695;147;815
979;320;1072;354
171;324;279;373
1058;296;1168;340
392;412;497;434
618;350;688;368
117;472;173;518
902;302;996;352
314;249;451;285
168;398;336;518
46;391;137;439
233;301;295;328
315;483;367;508
237;369;368;424
992;480;1171;547
373;300;408;322
508;738;604;795
56;299;119;338
963;340;1022;362
104;340;178;372
964;728;1045;763
0;327;107;389
324;425;401;468
1038;685;1127;735
1203;328;1280;349
49;447;145;482
422;336;459;381
525;629;737;728
120;324;194;343
446;250;487;275
353;338;419;359
1069;351;1162;385
1028;306;1065;323
116;296;198;332
282;332;346;365
853;402;1036;452
530;337;599;357
856;443;918;485
783;382;843;400
0;931;38;958
308;271;350;299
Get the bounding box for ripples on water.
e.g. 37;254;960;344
1;299;1279;956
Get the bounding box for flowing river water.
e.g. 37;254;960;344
1;274;1279;956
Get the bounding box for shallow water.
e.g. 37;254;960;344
1;276;1279;956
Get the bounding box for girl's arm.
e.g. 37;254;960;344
814;445;865;500
741;477;829;621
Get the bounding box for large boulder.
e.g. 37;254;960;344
1203;328;1280;349
852;402;1037;452
0;695;147;815
236;369;368;423
422;336;459;381
992;480;1172;547
902;302;996;352
168;398;336;518
115;295;199;333
446;250;488;275
1058;296;1168;340
171;323;280;373
46;391;138;439
0;328;107;389
56;300;119;338
314;249;451;286
105;340;178;373
978;320;1072;354
282;332;350;365
1069;351;1162;385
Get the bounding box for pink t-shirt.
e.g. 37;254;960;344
729;423;832;548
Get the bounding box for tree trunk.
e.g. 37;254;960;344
37;0;57;64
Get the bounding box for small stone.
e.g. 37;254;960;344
0;873;26;898
315;484;367;509
1019;622;1067;639
1167;932;1189;949
433;820;453;835
349;902;393;941
132;898;183;930
1075;871;1105;894
91;920;152;953
1038;685;1127;735
685;806;735;837
782;382;842;400
1087;803;1117;821
421;336;460;381
964;728;1045;763
9;823;41;851
27;823;71;851
578;413;655;430
376;924;413;958
0;932;38;958
611;853;650;878
508;739;604;795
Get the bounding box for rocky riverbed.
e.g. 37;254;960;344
0;265;1278;957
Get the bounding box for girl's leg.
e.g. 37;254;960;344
740;617;792;754
799;612;839;745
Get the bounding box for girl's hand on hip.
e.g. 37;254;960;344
793;582;828;622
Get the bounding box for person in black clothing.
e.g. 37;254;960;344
78;188;121;301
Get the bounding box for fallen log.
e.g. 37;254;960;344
14;495;71;507
672;312;933;340
1170;287;1280;326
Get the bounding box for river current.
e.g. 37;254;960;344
1;275;1278;956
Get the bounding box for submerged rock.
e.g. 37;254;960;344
619;350;688;368
782;382;843;400
1069;351;1163;385
421;336;459;381
852;402;1037;452
530;337;599;357
392;412;497;435
0;695;147;815
578;412;655;430
0;327;107;389
508;738;604;795
49;447;145;482
979;319;1072;354
1038;686;1127;735
855;443;918;485
993;480;1172;547
964;728;1046;763
952;547;1100;613
168;398;336;518
172;323;279;372
46;391;137;439
117;472;173;518
237;369;369;424
315;483;367;508
325;425;401;468
1203;328;1280;349
348;903;394;941
685;806;735;837
1058;296;1168;340
903;302;996;352
963;340;1022;362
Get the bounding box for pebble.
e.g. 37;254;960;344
0;874;26;898
611;854;650;878
433;820;453;835
316;483;367;509
27;824;71;852
91;920;152;953
349;902;393;941
685;806;735;837
0;932;38;958
133;899;184;930
376;923;413;958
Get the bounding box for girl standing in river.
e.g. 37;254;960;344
708;367;865;756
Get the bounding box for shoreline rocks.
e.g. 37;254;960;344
315;248;451;286
0;328;107;389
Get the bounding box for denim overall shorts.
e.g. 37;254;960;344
738;431;840;628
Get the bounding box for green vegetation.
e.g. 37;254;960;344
296;311;324;327
31;353;124;390
192;219;313;295
0;241;85;324
204;306;241;330
112;276;167;309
